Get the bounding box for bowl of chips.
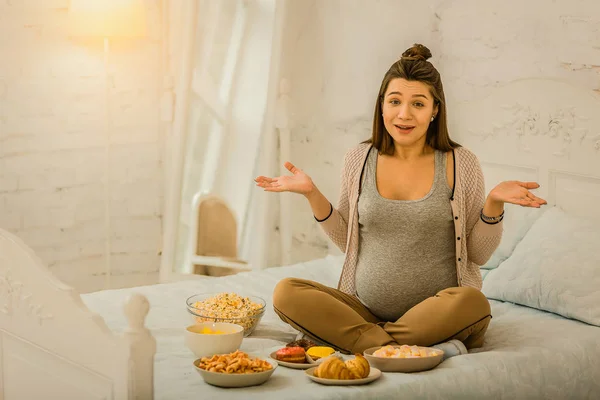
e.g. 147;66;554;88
186;292;266;337
185;322;244;358
193;350;278;388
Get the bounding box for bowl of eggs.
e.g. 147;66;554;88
186;292;266;337
185;322;244;358
363;344;444;373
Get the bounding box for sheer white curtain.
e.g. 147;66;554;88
162;0;285;280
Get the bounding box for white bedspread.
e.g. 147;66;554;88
82;256;600;400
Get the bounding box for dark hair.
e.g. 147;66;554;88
365;43;460;155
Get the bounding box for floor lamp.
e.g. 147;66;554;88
68;0;147;290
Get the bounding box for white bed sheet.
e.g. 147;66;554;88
82;256;600;400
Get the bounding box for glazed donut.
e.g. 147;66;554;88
275;346;306;363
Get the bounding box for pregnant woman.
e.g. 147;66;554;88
255;43;546;355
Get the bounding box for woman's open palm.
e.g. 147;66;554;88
255;162;314;195
490;181;547;208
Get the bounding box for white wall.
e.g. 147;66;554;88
0;0;164;292
438;0;600;110
273;0;600;266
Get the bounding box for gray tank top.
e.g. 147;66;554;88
355;147;457;321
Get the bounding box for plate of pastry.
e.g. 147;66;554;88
363;344;444;373
305;354;381;386
270;347;315;369
270;340;337;369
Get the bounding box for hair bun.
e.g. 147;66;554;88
401;43;432;62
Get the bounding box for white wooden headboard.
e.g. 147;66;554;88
0;229;156;399
451;79;600;218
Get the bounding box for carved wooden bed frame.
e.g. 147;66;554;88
0;228;156;399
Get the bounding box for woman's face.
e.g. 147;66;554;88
381;78;438;150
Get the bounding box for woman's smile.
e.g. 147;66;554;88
394;124;415;134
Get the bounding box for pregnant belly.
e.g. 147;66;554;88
355;261;456;321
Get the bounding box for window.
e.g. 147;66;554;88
165;0;283;278
171;0;249;273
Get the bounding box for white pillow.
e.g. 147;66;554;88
483;206;600;326
480;269;490;280
481;205;546;270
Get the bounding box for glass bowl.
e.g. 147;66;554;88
186;293;266;337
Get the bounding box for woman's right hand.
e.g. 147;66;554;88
255;162;315;196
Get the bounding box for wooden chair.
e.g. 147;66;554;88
187;193;251;277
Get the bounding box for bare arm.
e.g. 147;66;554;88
255;158;350;252
255;161;333;219
304;187;333;221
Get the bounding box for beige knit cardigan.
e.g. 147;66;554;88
319;143;503;295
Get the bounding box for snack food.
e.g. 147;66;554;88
275;346;306;363
373;344;440;358
314;354;370;380
306;346;335;361
345;354;370;378
286;338;317;350
198;326;225;335
190;293;264;332
197;350;272;374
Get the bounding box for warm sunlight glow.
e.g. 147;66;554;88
68;0;147;38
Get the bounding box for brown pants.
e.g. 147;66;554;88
273;278;491;354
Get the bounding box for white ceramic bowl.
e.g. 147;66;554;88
193;358;278;388
363;345;444;373
184;322;244;358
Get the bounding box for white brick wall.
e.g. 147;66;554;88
275;0;600;265
437;0;600;105
0;0;164;292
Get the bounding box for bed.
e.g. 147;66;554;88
1;78;600;399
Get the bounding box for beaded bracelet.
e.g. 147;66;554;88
480;209;504;224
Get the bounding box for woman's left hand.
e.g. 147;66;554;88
489;181;548;208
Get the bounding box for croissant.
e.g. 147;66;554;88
314;356;354;380
345;354;370;379
313;354;370;380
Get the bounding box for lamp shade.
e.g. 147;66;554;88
68;0;147;38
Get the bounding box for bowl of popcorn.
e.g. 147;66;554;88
185;322;244;358
363;344;444;373
186;292;266;337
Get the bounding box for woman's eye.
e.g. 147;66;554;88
390;99;400;105
414;102;424;107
